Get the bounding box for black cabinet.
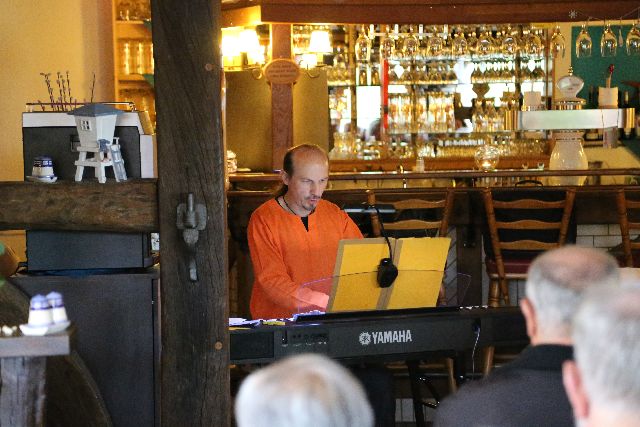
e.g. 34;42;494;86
11;270;159;427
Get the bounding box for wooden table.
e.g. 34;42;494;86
0;328;74;427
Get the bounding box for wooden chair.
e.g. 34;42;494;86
482;187;576;308
366;189;456;426
366;189;455;305
481;188;576;375
616;189;640;267
367;189;454;241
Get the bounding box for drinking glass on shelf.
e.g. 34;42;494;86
532;60;545;80
144;41;154;74
370;66;380;86
576;22;592;58
120;40;132;74
626;21;640;55
601;22;618;57
134;40;145;74
118;0;132;20
128;0;142;20
549;24;566;58
137;0;151;21
472;98;486;132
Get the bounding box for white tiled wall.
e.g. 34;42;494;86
481;224;631;305
576;224;625;249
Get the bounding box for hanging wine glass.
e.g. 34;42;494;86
501;25;519;58
549;24;566;59
626;21;640;55
467;30;478;56
575;22;592;58
403;25;420;58
476;25;494;57
380;25;396;60
451;27;468;57
601;22;617;57
427;26;444;57
523;28;543;57
354;25;371;62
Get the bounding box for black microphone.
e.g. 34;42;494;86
372;205;398;288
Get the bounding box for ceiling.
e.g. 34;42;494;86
222;0;640;26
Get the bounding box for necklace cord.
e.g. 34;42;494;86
280;196;298;216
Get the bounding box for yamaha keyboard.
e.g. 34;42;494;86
230;306;527;364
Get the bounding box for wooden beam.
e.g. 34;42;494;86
0;180;157;232
270;24;294;170
151;0;229;425
224;0;639;24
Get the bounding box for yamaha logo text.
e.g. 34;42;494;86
359;329;413;346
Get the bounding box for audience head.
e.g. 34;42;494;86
523;246;619;344
235;353;374;427
563;285;640;426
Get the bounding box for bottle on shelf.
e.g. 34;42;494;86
120;40;132;75
622;91;634;140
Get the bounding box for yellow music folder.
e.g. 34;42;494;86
327;237;451;312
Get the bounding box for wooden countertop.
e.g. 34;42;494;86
0;327;74;358
230;167;640;183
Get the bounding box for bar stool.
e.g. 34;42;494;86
616;189;640;267
481;187;576;374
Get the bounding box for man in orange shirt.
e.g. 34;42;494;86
248;144;395;426
248;144;363;320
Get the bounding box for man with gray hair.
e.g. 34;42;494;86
434;246;619;427
235;353;374;427
563;286;640;427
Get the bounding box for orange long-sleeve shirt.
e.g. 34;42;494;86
248;198;363;319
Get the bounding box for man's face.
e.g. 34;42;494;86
282;151;329;214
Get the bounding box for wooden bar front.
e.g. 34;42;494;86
227;169;640;315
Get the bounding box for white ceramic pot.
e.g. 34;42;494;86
549;134;588;186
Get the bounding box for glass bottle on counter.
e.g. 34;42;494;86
472;98;486;132
357;65;368;86
370;65;380;86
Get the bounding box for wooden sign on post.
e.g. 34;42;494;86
264;59;300;85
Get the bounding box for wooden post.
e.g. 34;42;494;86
271;24;294;170
151;0;229;425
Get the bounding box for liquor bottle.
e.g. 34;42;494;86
588;85;595;109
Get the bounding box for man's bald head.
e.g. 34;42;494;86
525;246;619;341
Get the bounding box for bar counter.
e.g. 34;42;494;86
227;168;640;315
228;168;640;225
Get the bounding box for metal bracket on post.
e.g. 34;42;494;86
176;193;207;282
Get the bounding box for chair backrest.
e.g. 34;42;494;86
367;189;455;238
616;189;640;267
482;187;576;259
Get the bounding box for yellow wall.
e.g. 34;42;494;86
0;0;114;259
